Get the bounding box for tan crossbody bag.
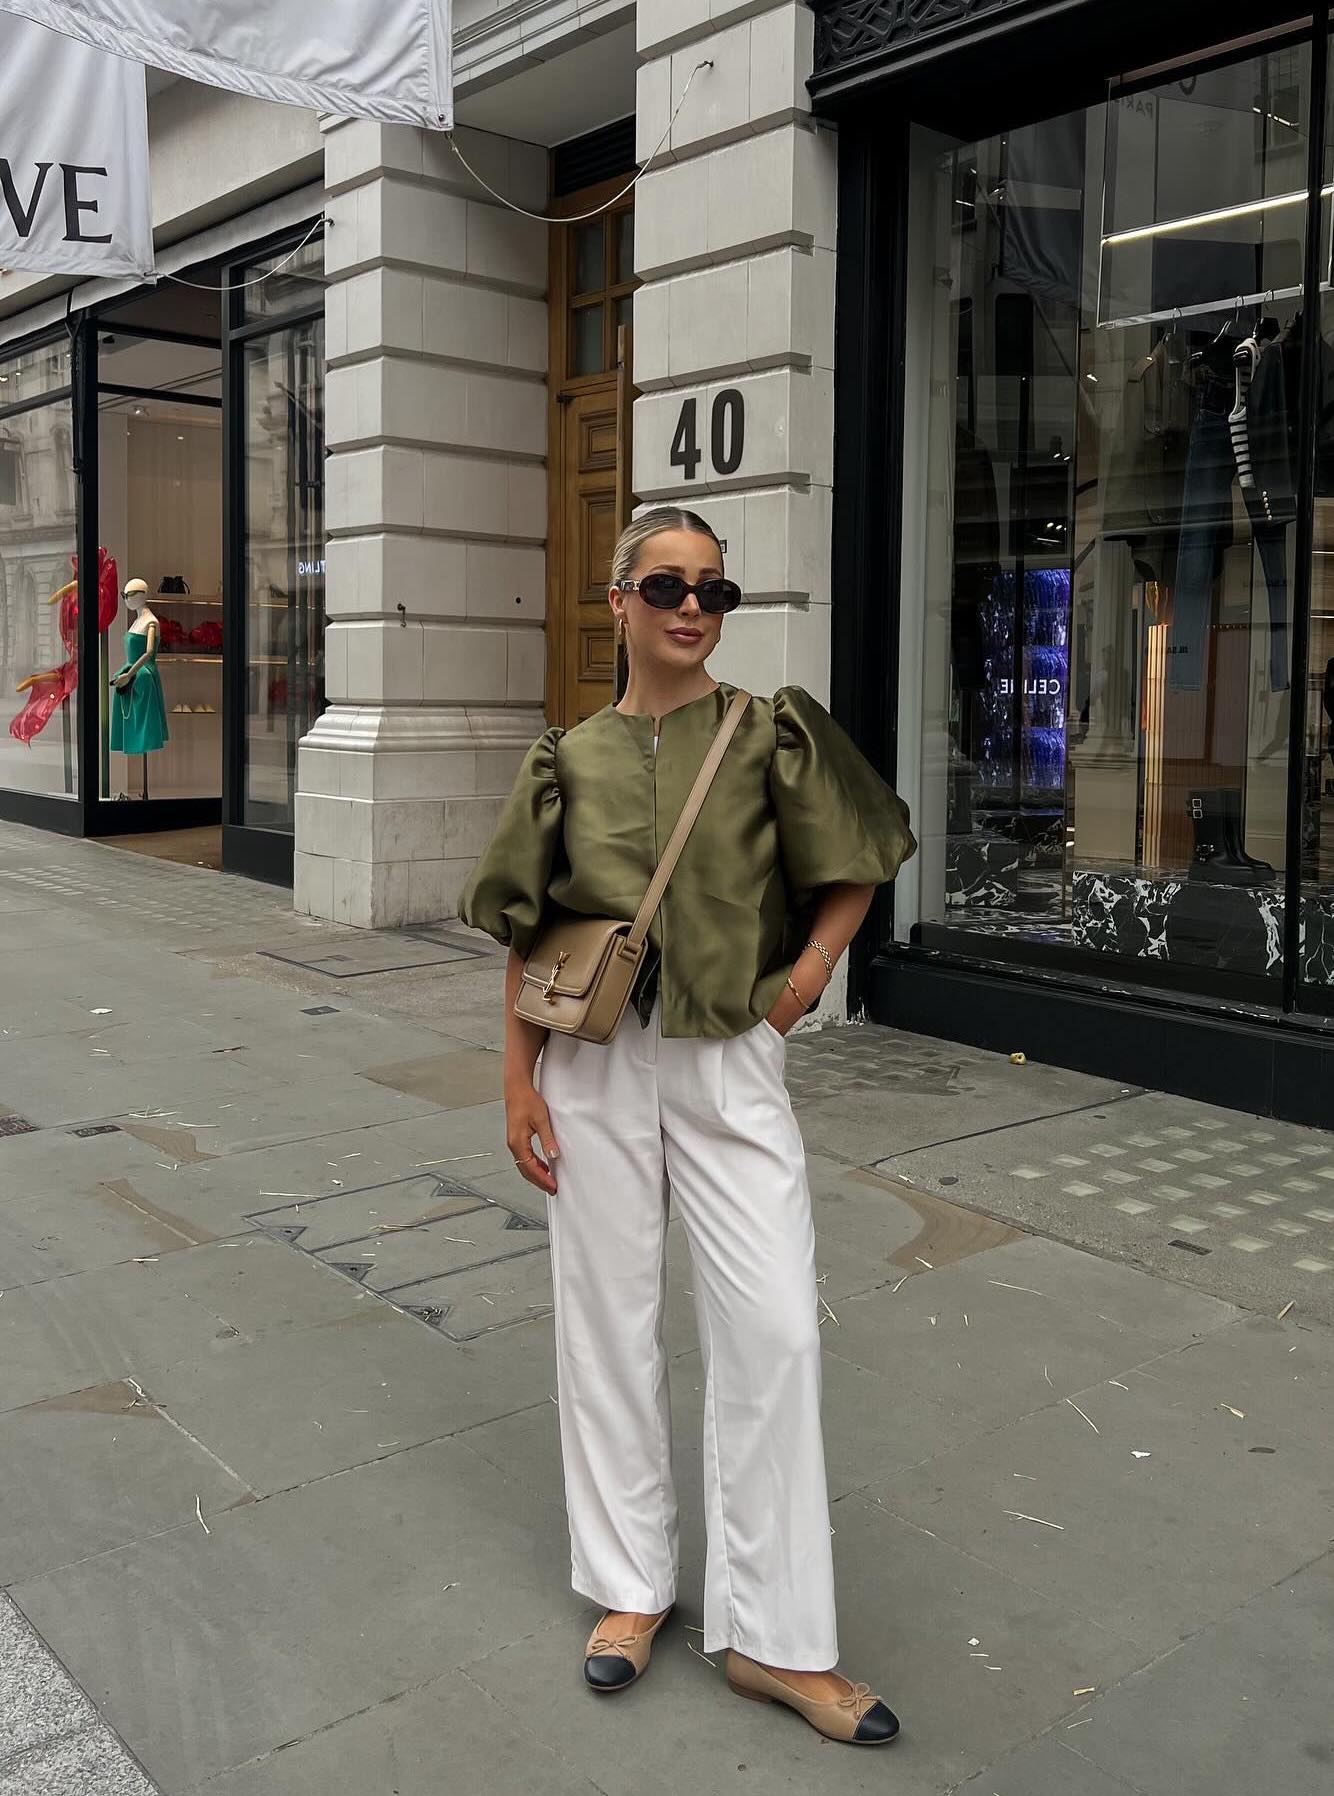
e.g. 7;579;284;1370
514;689;752;1044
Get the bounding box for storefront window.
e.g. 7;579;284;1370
239;235;325;324
905;40;1318;1001
0;233;324;839
1296;24;1334;1009
225;228;327;841
239;312;325;832
0;340;70;407
0;385;79;798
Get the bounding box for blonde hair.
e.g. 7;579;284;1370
609;507;723;587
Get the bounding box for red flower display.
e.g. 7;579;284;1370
9;549;119;745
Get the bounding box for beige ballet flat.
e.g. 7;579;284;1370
583;1606;672;1693
725;1651;900;1744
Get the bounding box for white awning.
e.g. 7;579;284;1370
0;1;452;129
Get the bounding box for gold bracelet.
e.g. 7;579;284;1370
786;974;811;1010
806;937;835;980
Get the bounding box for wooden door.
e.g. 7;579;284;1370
557;388;621;723
547;182;636;728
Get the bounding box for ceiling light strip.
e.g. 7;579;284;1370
1103;184;1333;247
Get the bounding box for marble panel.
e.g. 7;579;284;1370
946;835;1021;910
1073;869;1287;978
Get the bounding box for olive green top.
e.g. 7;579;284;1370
458;681;917;1039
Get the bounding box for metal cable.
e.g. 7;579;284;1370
446;60;714;224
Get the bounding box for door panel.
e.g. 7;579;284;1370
580;411;618;467
563;391;618;723
547;180;637;729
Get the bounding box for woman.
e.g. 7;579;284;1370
459;507;915;1745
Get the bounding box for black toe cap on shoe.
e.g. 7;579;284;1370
853;1701;900;1743
584;1654;637;1691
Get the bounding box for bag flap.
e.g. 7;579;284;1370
521;917;633;997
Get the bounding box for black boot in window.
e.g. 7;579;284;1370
1218;787;1274;879
1187;790;1270;887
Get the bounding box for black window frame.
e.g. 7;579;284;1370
222;218;326;887
0;319;85;834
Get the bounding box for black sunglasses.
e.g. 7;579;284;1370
619;573;743;615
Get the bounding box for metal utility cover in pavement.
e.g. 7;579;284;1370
247;1173;552;1343
262;928;493;979
0;1115;39;1137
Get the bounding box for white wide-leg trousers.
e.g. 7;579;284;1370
537;997;838;1669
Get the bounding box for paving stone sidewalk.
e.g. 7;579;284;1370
0;822;1330;1796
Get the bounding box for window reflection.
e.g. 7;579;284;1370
242;316;325;830
240;235;326;323
572;303;605;376
574;222;604;296
1299;28;1334;1006
0;395;79;797
909;43;1315;1000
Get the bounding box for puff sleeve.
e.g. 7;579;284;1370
769;686;916;892
458;726;565;958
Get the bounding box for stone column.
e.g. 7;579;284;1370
295;119;550;928
633;0;844;1018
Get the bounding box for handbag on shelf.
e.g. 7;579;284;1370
515;689;751;1044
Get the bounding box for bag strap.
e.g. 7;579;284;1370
627;688;752;951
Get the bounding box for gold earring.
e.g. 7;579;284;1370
614;615;624;644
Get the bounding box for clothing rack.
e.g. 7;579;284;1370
1095;282;1321;331
1094;172;1334;331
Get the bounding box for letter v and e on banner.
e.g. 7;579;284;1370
0;0;453;281
0;14;152;278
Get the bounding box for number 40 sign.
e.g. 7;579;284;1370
669;389;745;482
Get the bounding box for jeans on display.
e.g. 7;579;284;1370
1246;510;1291;694
1168;405;1290;694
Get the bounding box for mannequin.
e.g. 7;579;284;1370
110;577;170;797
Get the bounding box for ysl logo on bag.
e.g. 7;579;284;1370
542;950;570;1002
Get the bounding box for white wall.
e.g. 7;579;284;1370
632;2;838;700
296;119;551;928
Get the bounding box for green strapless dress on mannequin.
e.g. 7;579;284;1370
110;629;170;755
